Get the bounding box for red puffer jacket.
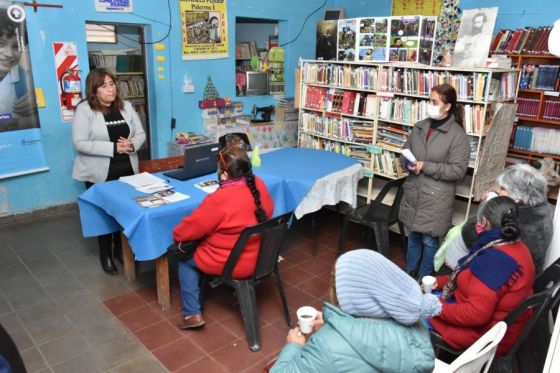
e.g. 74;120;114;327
430;240;535;356
173;176;274;278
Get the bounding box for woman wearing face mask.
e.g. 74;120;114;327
398;83;471;279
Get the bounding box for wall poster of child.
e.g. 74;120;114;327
0;2;39;133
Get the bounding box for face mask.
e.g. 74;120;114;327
427;103;443;120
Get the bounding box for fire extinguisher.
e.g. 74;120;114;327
60;67;82;109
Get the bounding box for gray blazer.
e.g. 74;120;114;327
72;100;146;183
398;115;470;237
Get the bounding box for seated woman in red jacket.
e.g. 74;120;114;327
429;196;535;357
172;146;274;329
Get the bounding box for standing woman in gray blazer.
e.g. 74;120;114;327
398;84;470;279
72;68;146;275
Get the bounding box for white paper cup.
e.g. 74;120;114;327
422;275;436;294
297;306;318;334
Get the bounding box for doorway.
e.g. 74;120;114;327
85;22;151;161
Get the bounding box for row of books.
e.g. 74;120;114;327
468;137;481;168
298;134;371;166
303;63;517;101
300;113;374;143
542;99;560;121
90;53;144;72
519;65;560;91
378;97;489;134
512;125;560;155
490;26;553;55
516;97;539;118
372;151;407;178
376;124;409;151
117;78;145;98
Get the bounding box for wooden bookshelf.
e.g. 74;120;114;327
298;59;519;218
507;53;560;161
507;148;560;161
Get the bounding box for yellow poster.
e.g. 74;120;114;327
392;0;443;16
180;0;228;60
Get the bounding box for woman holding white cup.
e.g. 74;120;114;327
271;249;441;373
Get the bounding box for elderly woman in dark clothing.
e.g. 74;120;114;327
446;163;553;273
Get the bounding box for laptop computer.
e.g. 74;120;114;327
164;142;220;181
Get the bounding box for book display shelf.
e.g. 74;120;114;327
298;59;519;222
507;54;560;162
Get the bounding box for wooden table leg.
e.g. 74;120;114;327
155;255;170;310
120;234;136;281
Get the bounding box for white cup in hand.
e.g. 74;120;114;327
297;306;318;334
422;275;436;294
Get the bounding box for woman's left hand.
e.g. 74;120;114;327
408;161;424;174
286;327;306;346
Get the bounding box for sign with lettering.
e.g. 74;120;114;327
95;0;133;13
180;0;229;60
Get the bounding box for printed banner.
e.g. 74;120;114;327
0;2;49;179
52;42;81;122
180;0;229;60
94;0;133;13
392;0;443;16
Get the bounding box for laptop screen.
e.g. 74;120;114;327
164;142;219;180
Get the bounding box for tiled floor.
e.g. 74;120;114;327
0;208;406;372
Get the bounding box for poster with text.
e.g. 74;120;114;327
0;2;49;179
180;0;228;60
392;0;443;16
94;0;133;13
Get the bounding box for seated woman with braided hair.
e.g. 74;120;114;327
429;196;535;357
172;146;274;329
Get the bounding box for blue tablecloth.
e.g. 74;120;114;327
78;148;360;261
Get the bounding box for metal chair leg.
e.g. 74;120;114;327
311;214;317;256
338;216;349;257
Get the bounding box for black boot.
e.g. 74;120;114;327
98;235;117;275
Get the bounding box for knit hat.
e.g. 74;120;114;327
335;249;442;325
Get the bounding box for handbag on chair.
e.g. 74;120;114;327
167;240;199;261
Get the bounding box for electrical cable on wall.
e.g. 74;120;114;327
280;0;327;47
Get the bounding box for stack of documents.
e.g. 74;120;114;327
119;172;171;193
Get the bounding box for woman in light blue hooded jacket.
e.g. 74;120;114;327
271;249;441;373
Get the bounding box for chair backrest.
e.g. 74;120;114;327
447;321;507;373
501;285;558;356
219;132;252;151
221;213;290;280
363;177;406;223
139;156;184;173
535;256;560;313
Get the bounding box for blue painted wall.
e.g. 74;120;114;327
0;0;332;215
2;0;559;215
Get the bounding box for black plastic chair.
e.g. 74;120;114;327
430;284;559;372
534;256;560;314
218;132;252;151
338;177;406;257
199;213;292;352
